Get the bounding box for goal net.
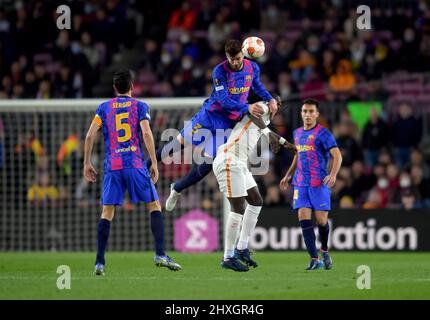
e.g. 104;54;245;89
0;98;227;252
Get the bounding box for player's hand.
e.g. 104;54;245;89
150;163;159;184
323;174;336;188
268;98;279;119
280;174;293;190
269;132;280;153
283;141;297;154
249;103;264;119
83;163;97;183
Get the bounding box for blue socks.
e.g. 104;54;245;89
174;162;212;193
150;211;165;256
300;220;318;259
95;212;166;265
318;223;330;252
95;219;111;265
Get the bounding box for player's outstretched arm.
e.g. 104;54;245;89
323;147;342;188
248;112;295;154
83;121;100;183
140;120;159;184
280;154;297;190
250;63;278;118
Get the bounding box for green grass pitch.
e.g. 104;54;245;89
1;252;429;299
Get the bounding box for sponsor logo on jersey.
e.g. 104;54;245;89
296;144;315;152
228;87;250;94
115;145;137;153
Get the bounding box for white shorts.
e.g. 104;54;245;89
212;156;257;198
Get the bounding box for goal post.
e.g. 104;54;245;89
0;98;228;252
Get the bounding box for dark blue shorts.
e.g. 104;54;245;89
293;185;331;211
180;109;234;158
102;168;159;205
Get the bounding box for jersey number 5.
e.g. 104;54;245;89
115;113;131;142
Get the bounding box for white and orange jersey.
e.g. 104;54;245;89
215;102;270;167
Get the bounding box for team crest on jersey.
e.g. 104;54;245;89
245;75;252;81
307;134;315;141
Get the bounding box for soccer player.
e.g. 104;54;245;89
280;99;342;270
146;39;279;211
83;69;181;275
213;99;295;271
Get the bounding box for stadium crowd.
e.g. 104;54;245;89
0;0;430;210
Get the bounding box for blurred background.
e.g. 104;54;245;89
0;0;429;252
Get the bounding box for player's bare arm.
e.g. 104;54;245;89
323;147;342;188
83;121;101;183
280;154;297;190
140;119;159;184
248;112;295;154
268;98;278;119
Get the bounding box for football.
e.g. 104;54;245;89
242;36;265;59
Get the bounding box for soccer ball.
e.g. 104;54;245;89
242;36;265;59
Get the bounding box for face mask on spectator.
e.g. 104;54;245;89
161;53;172;65
377;178;388;189
71;43;81;54
267;8;278;18
400;177;411;188
180;33;190;44
182;58;193;70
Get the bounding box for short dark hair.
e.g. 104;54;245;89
113;69;133;94
302;98;320;110
225;40;242;57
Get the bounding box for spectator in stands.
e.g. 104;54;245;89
335;121;362;167
261;3;286;32
391;103;422;169
362;107;389;167
276;72;297;102
168;1;197;31
329;59;356;96
208;13;231;50
351;160;375;204
27;172;59;205
410;165;430;207
289;50;316;84
36;80;51;99
300;71;326;101
400;188;417;210
409;149;430;179
236;0;261;33
265;37;294;80
80;32;100;70
27;156;59;206
317;50;335;85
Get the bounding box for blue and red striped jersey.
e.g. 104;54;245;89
292;124;337;187
203;58;272;121
92;96;150;171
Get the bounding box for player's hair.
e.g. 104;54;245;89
225;40;242;56
113;69;133;94
302;98;320;110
